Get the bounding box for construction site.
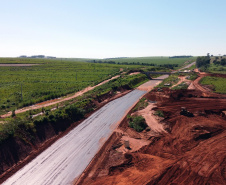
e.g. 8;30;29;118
76;72;226;185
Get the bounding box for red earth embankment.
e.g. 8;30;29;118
77;86;226;185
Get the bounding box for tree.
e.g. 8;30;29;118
196;56;210;68
221;58;226;65
12;110;16;117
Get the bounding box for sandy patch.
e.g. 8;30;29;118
188;82;196;90
129;72;140;75
117;136;151;153
136;103;166;133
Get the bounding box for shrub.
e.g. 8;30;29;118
154;110;164;117
132;98;148;112
65;104;85;121
129;115;147;132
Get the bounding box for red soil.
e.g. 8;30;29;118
77;80;226;185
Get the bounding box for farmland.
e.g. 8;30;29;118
0;58;124;114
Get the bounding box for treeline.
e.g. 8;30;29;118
160;64;178;69
88;60;156;66
196;56;210;68
169;55;192;58
87;60;178;69
213;58;226;66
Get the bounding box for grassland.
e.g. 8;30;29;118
200;76;226;94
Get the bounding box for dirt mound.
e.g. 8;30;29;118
81;115;226;185
144;115;226;185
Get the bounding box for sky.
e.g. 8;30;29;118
0;0;226;58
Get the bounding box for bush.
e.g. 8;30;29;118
155;110;165;118
65;104;85;121
154;110;164;117
132;98;148;112
129;115;147;132
0;118;28;143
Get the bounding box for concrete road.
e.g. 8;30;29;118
179;61;196;71
3;76;167;185
171;61;196;74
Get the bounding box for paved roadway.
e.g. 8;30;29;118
3;76;168;185
179;61;196;71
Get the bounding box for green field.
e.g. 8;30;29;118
90;56;196;67
0;58;128;113
200;76;226;94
